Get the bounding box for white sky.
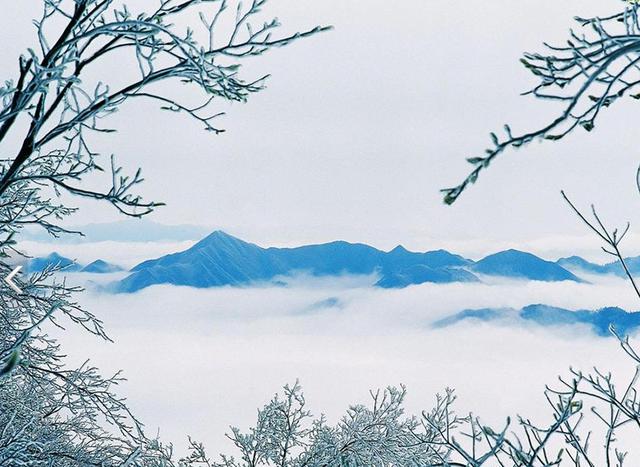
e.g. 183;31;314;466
3;1;640;255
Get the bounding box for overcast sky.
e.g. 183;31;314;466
4;1;640;255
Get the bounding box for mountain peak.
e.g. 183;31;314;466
473;249;581;282
26;252;82;273
496;249;531;257
208;230;236;239
389;245;409;254
558;255;584;262
81;259;123;273
197;230;248;246
45;252;66;260
422;249;472;267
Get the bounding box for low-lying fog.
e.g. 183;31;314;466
51;271;640;459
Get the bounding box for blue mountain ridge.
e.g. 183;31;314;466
557;255;640;277
26;253;122;274
472;250;583;282
112;231;584;293
25;253;82;273
433;304;640;337
81;260;124;273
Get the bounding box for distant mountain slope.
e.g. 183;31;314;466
434;304;640;337
115;232;485;292
81;260;124;274
116;232;384;292
472;250;581;282
556;256;612;275
623;257;640;275
375;265;478;288
26;253;82;273
26;254;122;274
556;255;640;278
421;249;471;268
266;241;385;276
113;232;587;293
122;231;282;291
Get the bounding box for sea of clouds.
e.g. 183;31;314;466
46;263;640;460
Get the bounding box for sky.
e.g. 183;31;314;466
4;0;640;257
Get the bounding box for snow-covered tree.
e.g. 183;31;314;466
0;1;326;465
443;1;640;205
210;340;640;466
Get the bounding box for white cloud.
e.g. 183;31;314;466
53;275;640;458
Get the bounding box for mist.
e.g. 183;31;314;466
51;273;640;458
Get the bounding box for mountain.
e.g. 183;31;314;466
121;231;282;291
26;253;82;273
26;255;122;274
520;304;639;336
421;249;471;268
556;255;640;278
114;231;483;293
556;256;612;275
112;232;592;293
472;250;581;282
433;304;640;337
433;308;510;328
603;256;640;277
266;240;384;276
375;265;478;288
81;260;124;274
622;256;640;275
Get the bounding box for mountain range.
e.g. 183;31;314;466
433;304;640;337
112;231;586;293
556;255;640;277
27;231;639;293
25;253;123;274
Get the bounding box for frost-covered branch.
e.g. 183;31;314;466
212;336;640;466
0;1;327;465
443;2;640;204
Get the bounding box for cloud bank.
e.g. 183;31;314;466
50;273;640;458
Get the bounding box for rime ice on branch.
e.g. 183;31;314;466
0;1;327;465
443;4;640;205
